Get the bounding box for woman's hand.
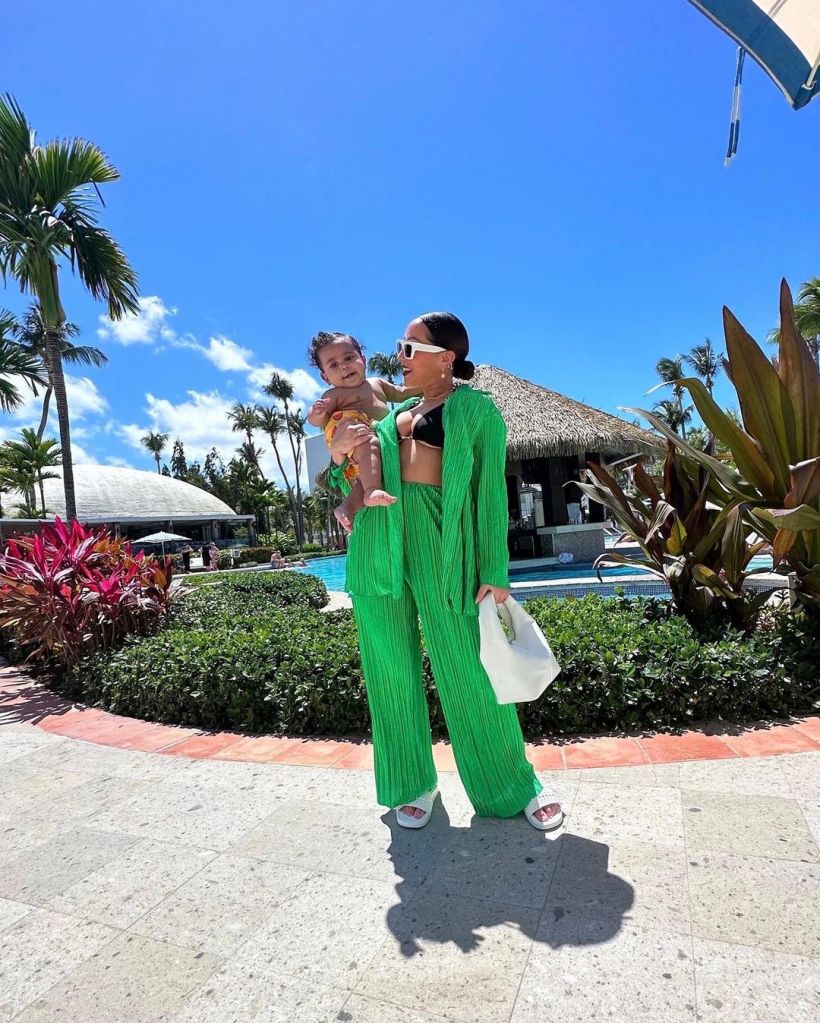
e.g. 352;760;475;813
328;415;374;465
475;584;511;605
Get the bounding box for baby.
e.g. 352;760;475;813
306;331;422;531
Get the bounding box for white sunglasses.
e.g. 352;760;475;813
395;339;447;359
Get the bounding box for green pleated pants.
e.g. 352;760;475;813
351;483;543;817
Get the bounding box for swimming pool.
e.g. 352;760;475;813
293;553;776;592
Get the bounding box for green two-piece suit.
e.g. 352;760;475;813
338;384;542;816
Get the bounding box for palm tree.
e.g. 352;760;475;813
1;428;61;514
228;402;266;479
141;431;168;473
257;405;300;539
768;276;820;367
0;308;47;412
0;94;139;520
261;372;305;544
650;356;689;439
652;398;693;437
14;304;107;441
367;351;401;383
683;338;722;395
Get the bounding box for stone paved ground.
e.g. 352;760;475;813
1;717;819;1022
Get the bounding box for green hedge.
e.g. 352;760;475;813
57;589;819;738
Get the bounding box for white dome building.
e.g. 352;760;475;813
0;464;256;547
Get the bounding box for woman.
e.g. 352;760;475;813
208;542;220;571
328;312;563;831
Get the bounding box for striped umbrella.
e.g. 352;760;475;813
689;1;820;109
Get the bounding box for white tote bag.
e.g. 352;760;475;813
478;595;561;705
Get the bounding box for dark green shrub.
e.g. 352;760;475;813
257;532;298;556
57;590;818;739
235;546;273;566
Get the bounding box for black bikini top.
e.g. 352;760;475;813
397;402;445;449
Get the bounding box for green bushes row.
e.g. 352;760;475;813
58;585;820;737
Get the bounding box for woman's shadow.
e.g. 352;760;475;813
382;803;635;958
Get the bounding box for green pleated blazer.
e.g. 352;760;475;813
335;383;511;617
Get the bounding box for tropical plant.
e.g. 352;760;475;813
228;402;266;477
368;351;402;383
0;517;181;667
262;372;305;543
650;355;690;439
0;308;47;413
628;280;820;616
652;397;693;438
140;430;168;474
0;94;140;520
580;443;769;627
683;338;722;395
13;304;106;441
0;428;61;515
257;405;300;540
769;276;820;367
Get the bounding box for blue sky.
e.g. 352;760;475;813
2;0;818;481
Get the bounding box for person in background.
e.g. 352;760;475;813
270;550;287;570
201;542;210;569
208;542;220;571
179;544;192;573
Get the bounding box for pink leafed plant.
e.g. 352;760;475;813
0;517;185;668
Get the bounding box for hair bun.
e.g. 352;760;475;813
454;357;475;381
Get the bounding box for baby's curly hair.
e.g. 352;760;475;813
306;331;366;370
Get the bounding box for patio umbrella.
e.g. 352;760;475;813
133;530;191;558
688;1;820;110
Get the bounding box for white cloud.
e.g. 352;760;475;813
105;456;134;468
201;335;253;372
97;295;177;346
65;375;108;418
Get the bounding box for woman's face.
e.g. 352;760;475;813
398;318;454;389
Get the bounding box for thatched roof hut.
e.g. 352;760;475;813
470;365;661;460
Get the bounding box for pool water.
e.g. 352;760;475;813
293;553;775;591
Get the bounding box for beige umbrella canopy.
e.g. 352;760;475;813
469;365;662;461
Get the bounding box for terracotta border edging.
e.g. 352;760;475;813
2;666;819;771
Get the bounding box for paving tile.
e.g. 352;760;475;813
431;743;458;772
341;993;451;1022
35;707;110;736
23;738;195;782
566;783;685;847
316;804;452;885
356;888;538;1023
0;730;67;764
130;852;310;956
241;873;413;991
229;799;355;870
334;743;375;770
513;922;696;1022
270;739;350;766
682;789;820;861
0;827;139;905
47;839;218;928
542;833;692;939
0;759;38;793
723;724;819;757
211;735;302;762
687;849;820;957
161;731;246;758
14;931;221;1023
0;908;117;1017
692;936;820;1022
676;756;794;798
174;960;349;1023
525;742;564;770
776;751;820;813
575;761;681;787
422;816;561;909
104;721;198;752
563;735;648;768
791;716;820;744
639;731;736;764
1;768;96;813
0;896;32;933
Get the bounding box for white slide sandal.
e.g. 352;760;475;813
524;788;564;831
396;788;439;829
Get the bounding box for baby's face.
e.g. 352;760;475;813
319;340;367;389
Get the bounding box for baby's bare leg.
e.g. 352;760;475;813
355;435;396;507
335;480;364;533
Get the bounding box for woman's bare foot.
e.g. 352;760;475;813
399;805;426;819
363;488;397;507
532;803;561;824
